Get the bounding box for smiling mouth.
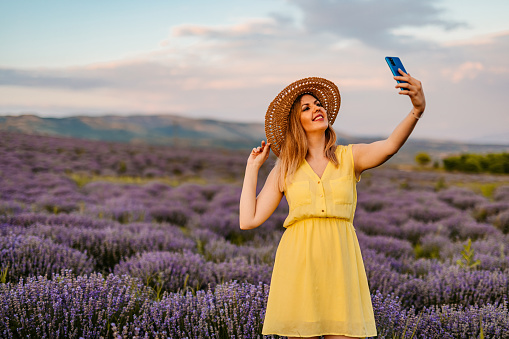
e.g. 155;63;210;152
313;114;324;121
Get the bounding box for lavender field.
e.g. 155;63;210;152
1;131;509;338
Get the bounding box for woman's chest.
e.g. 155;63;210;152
304;157;329;179
284;162;355;208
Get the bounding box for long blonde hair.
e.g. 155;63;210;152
274;93;339;192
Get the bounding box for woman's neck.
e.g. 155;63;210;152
306;132;326;160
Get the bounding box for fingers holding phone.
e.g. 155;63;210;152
386;57;425;114
395;69;425;114
394;68;413;93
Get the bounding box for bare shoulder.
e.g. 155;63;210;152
264;163;283;193
351;143;369;157
351;143;370;177
266;163;278;178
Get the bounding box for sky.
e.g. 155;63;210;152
1;0;508;143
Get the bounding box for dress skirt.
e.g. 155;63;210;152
261;217;377;338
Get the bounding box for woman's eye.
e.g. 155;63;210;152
317;102;322;107
302;107;309;111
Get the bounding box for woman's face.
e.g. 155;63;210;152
299;94;328;134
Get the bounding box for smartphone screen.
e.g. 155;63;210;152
385;56;408;84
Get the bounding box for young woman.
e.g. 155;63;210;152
239;69;425;339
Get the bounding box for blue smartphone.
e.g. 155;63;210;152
385;56;408;85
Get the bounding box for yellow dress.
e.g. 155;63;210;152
261;144;377;338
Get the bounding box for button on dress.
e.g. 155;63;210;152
261;144;377;338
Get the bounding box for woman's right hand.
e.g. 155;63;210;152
247;140;271;168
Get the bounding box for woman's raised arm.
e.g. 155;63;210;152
239;140;284;230
352;69;426;180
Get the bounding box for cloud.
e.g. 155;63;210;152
444;30;509;47
441;62;484;83
171;18;282;39
287;0;465;49
437;31;509;81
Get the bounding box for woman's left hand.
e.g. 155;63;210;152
394;69;426;115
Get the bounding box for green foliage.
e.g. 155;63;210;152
414;243;441;260
42;203;75;214
479;183;498;199
74;147;85;156
117;161;127;174
228;233;247;246
455;182;503;201
480;314;485;339
68;172;207;188
415;152;431;166
473;207;488;222
0;264;8;283
434;176;447;191
395;309;423;339
69;173;92;188
499;243;506;263
493;213;509;234
443;152;509;174
456;238;481;269
399;179;410;190
146;271;166;302
196;238;205;256
463;157;482;173
443;156;460;171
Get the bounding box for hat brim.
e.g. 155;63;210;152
265;77;341;157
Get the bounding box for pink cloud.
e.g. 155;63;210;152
171;18;278;38
442;62;484;83
444;30;509;47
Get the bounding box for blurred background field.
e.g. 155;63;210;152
1;130;509;338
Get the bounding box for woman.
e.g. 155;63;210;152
239;69;425;339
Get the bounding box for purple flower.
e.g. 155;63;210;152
0;234;94;282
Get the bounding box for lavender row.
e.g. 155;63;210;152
2;224;508;312
114;250;273;294
0;234;271;298
362;248;509;311
1;270;508;338
0;213;278;270
0;233;94;282
1;219;196;272
2;134;508;242
3;209;505;270
0;131;260;183
3;175;507;251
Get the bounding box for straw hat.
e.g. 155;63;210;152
264;77;341;157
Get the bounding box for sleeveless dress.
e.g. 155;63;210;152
261;144;377;338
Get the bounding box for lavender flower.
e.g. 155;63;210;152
0;234;94;282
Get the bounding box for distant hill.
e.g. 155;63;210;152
470;132;509;145
0;114;270;149
0;114;507;164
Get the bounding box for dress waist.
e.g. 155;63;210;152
284;217;353;229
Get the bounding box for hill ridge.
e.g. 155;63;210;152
1;114;508;164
